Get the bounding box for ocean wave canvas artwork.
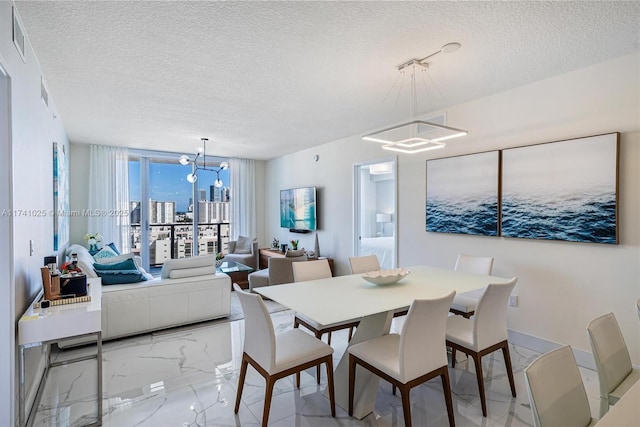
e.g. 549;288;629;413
426;151;499;236
501;133;618;244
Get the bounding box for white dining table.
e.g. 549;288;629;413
595;380;640;426
256;264;512;419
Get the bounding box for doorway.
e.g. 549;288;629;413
353;159;397;269
0;59;15;427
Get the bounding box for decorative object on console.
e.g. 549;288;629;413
271;238;279;249
61;253;83;275
84;232;103;255
290;239;299;250
59;273;88;296
280;243;288;252
427;151;500;237
41;266;60;301
314;233;320;258
363;42;467;154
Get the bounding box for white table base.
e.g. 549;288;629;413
325;310;394;419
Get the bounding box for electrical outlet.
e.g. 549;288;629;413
509;294;518;307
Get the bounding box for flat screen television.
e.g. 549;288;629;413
280;186;317;233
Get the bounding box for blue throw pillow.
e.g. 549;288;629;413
107;242;121;255
96;269;148;285
93;246;118;260
93;258;137;271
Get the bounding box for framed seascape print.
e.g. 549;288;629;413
426;151;500;236
53;142;69;250
501;133;619;244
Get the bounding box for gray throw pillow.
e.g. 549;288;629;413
285;248;306;258
234;236;253;254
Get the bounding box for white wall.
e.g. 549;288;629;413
1;3;71;425
265;53;640;364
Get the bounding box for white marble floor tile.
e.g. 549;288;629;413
33;308;604;427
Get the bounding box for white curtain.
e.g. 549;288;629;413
230;158;256;240
88;145;130;253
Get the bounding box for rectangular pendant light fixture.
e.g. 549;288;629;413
364;120;468;153
364;42;468;154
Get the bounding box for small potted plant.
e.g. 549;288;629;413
215;252;225;268
290;239;299;250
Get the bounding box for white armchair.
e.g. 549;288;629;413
224;237;259;270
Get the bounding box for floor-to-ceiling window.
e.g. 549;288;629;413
128;150;231;270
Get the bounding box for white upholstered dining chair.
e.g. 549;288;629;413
449;254;494;318
348;291;457;427
348;255;380;274
524;345;597;427
446;277;518;417
233;284;335;427
587;312;640;417
292;258;332;282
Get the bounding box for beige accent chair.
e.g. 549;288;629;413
587;312;640;417
348;292;457;427
233;284;335;427
224;237;259;270
449;254;495;318
524;345;597;427
446;278;518;417
247;255;307;291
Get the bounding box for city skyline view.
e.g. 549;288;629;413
129;160;230;213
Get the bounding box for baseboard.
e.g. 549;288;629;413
508;328;597;370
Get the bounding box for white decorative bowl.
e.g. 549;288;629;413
362;268;410;286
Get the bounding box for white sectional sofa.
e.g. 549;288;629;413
64;244;231;342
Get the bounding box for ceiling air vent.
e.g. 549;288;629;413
12;7;26;62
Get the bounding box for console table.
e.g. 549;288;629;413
259;248;286;269
18;278;102;427
259;248;334;275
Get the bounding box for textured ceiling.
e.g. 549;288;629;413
15;1;640;160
